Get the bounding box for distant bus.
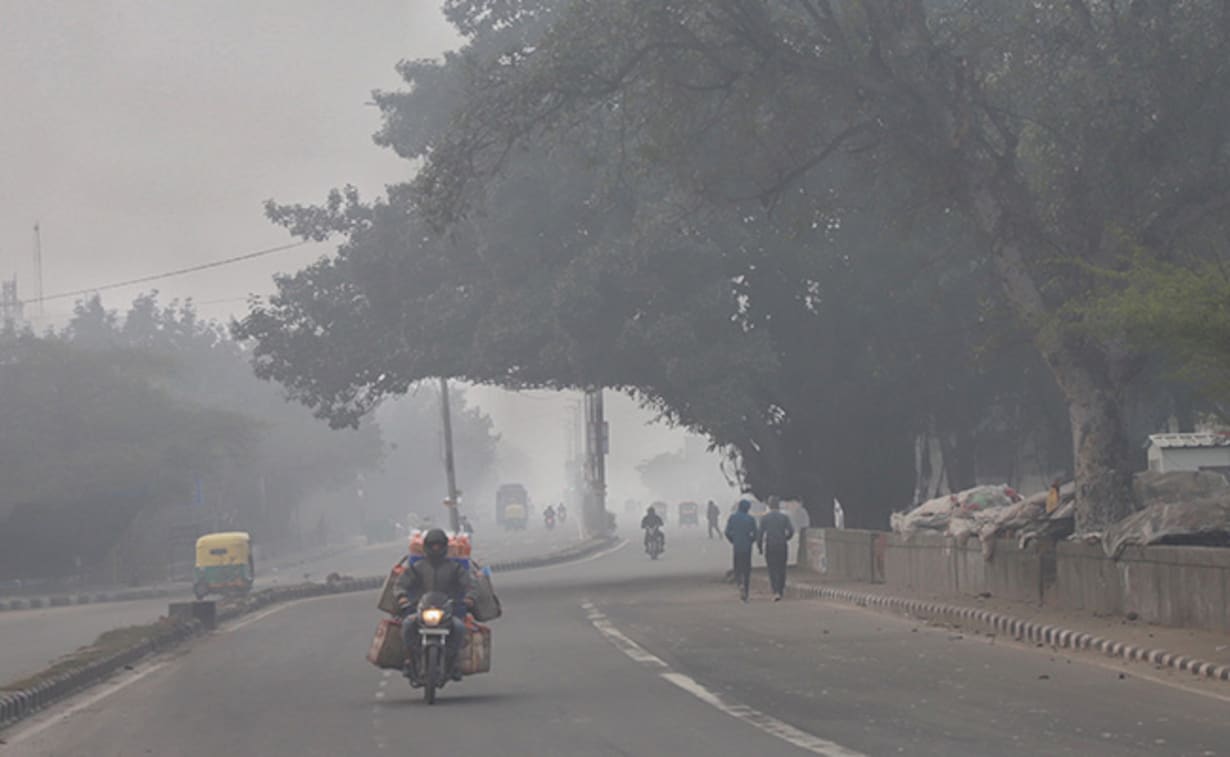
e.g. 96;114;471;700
496;483;530;529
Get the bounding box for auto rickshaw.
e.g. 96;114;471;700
194;531;254;599
502;503;528;531
678;501;700;526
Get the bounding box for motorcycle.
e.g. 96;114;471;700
405;591;458;704
544;511;556;530
557;506;567;524
644;526;665;560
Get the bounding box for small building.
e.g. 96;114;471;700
1147;433;1230;475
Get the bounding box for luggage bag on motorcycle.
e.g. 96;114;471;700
469;560;502;622
366;617;405;669
376;557;408;615
459;621;492;675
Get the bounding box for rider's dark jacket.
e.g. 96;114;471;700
394;556;475;609
641;512;664;530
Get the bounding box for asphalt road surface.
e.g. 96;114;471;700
4;528;1229;756
0;527;580;685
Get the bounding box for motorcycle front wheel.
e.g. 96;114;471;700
423;644;439;705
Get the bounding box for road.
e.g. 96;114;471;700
0;526;581;685
4;528;1229;756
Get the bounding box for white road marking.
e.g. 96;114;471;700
2;661;171;746
660;672;866;757
511;539;629;573
4;593;322;746
589;615;668;668
585;601;866;757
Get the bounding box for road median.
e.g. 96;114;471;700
0;534;618;732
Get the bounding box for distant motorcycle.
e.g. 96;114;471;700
405;592;459;705
557;506;567;524
544;510;557;530
644;526;665;560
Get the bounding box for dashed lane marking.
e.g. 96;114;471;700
584;600;866;757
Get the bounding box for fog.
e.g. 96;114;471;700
0;1;734;573
0;0;447;321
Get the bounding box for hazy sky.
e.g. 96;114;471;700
0;0;733;504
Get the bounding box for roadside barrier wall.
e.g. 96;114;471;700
804;528;1230;634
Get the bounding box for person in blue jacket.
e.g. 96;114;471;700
724;499;758;602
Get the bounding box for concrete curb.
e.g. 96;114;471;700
0;545;364;614
760;576;1230;683
0;535;617;732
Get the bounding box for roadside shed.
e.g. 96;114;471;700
1147;433;1230;475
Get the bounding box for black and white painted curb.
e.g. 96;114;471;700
759;577;1230;683
0;535;618;732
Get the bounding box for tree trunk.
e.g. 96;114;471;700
938;428;977;492
1054;352;1137;532
989;237;1136;532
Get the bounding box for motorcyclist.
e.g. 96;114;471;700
640;506;665;552
557;502;568;523
543;505;556;528
395;528;475;683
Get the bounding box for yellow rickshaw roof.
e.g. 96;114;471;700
196;532;251;548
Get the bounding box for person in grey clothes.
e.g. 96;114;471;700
757;496;795;601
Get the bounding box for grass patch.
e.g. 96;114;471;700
1;617;187;692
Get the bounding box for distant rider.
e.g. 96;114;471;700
557;502;568;523
641;506;665;552
396;528;475;683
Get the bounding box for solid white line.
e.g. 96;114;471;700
3;661;171;746
585;602;865;757
660;672;866;757
511;539;629;573
5;594;317;746
590;616;669;668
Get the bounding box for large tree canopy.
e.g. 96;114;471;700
399;0;1230;531
237;0;1228;531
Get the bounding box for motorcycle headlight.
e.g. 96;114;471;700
421;608;445;627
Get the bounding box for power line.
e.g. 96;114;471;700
18;240;313;307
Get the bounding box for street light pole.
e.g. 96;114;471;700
439;377;461;533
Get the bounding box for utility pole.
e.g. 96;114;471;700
32;223;44;318
439;377;462;533
582;388;609;535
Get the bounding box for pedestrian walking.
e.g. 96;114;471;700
706;500;722;539
724;499;758;602
758;496;795;601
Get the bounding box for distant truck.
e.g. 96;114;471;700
496;483;530;531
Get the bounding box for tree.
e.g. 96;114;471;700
1090;251;1230;414
236;0;1091;529
403;0;1230;531
0;328;257;578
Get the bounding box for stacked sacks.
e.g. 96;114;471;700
368;530;497;673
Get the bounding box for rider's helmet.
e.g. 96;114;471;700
423;528;449;561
